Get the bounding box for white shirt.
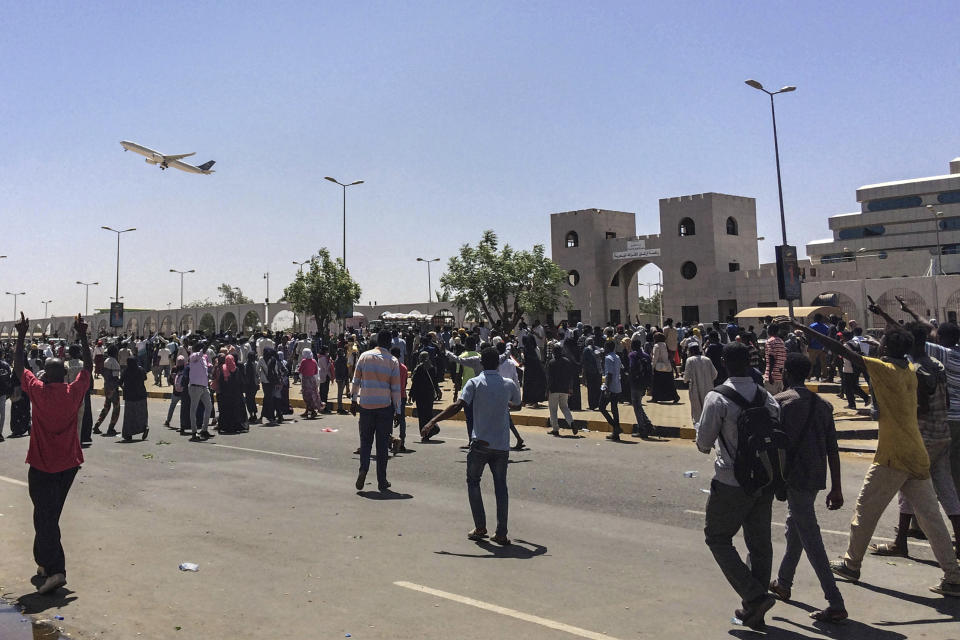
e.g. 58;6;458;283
497;356;519;385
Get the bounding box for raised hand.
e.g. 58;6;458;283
14;312;29;338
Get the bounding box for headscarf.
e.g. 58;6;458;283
301;348;313;361
222;354;237;380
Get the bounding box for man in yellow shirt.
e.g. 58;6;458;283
792;317;960;597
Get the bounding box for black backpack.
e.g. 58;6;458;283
629;352;652;387
713;385;790;500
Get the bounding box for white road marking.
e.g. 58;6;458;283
683;509;930;548
211;444;320;461
394;581;621;640
0;475;27;487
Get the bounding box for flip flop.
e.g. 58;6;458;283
869;542;908;557
810;607;848;624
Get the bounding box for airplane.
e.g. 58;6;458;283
120;140;216;174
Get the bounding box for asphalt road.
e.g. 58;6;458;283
0;397;956;639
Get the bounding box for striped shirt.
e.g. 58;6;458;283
764;336;786;382
926;342;960;422
351;347;402;413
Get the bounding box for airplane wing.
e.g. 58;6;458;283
162;152;196;161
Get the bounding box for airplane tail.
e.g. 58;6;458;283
198;160;216;171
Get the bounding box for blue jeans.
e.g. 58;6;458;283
777;488;844;609
466;443;509;536
359;406;394;487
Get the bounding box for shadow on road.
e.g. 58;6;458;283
17;588;77;615
435;539;548;560
357;490;413;500
854;580;960;620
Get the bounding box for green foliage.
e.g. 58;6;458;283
439;230;569;334
283;248;361;337
218;283;253;305
184;298;215;308
638;290;662;314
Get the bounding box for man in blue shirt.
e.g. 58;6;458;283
422;347;521;545
807;314;831;381
599;340;623;440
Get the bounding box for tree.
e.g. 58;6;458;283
283;248;361;338
218;283;253;305
638;290;662;315
439;230;569;334
184;298;215;308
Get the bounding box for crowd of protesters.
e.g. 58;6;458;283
3;304;960;625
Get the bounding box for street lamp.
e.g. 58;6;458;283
640;274;664;328
41;299;53;318
745;79;797;317
169;268;195;308
292;258;312;274
5;291;25;319
416;257;440;302
324;176;364;270
101;226;136;302
927;205;945;275
76;281;99;316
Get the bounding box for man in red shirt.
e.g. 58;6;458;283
13;312;90;595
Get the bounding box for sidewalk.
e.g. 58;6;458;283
90;374;879;449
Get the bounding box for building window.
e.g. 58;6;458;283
605;231;617;239
837;225;886;240
565;231;579;248
681;305;699;324
728;262;740;272
940;218;960;231
939;191;960;205
567;310;582;325
726;216;739;235
678;217;695;237
610;309;621;326
681;261;698;280
866;196;923;212
810;267;817;277
567;270;580;286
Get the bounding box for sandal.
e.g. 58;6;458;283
809;607;848;624
467;528;488;541
869;542;908;557
491;534;511;546
768;580;791;601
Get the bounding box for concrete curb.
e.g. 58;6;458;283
92;388;696;439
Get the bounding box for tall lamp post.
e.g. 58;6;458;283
41;299;53;318
169;268;195;308
927;205;945;276
101;226;136;302
745;79;796;318
76;281;99;316
324;176;364;270
5;291;25;320
640;273;664;328
291;259;313;332
416;258;440;302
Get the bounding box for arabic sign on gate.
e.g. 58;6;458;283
612;247;661;260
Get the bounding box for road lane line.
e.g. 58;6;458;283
211;444;320;461
0;475;28;487
394;581;621;640
682;509;930;548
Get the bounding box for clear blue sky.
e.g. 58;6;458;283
2;1;958;320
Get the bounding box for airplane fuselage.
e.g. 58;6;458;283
120;140;214;174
